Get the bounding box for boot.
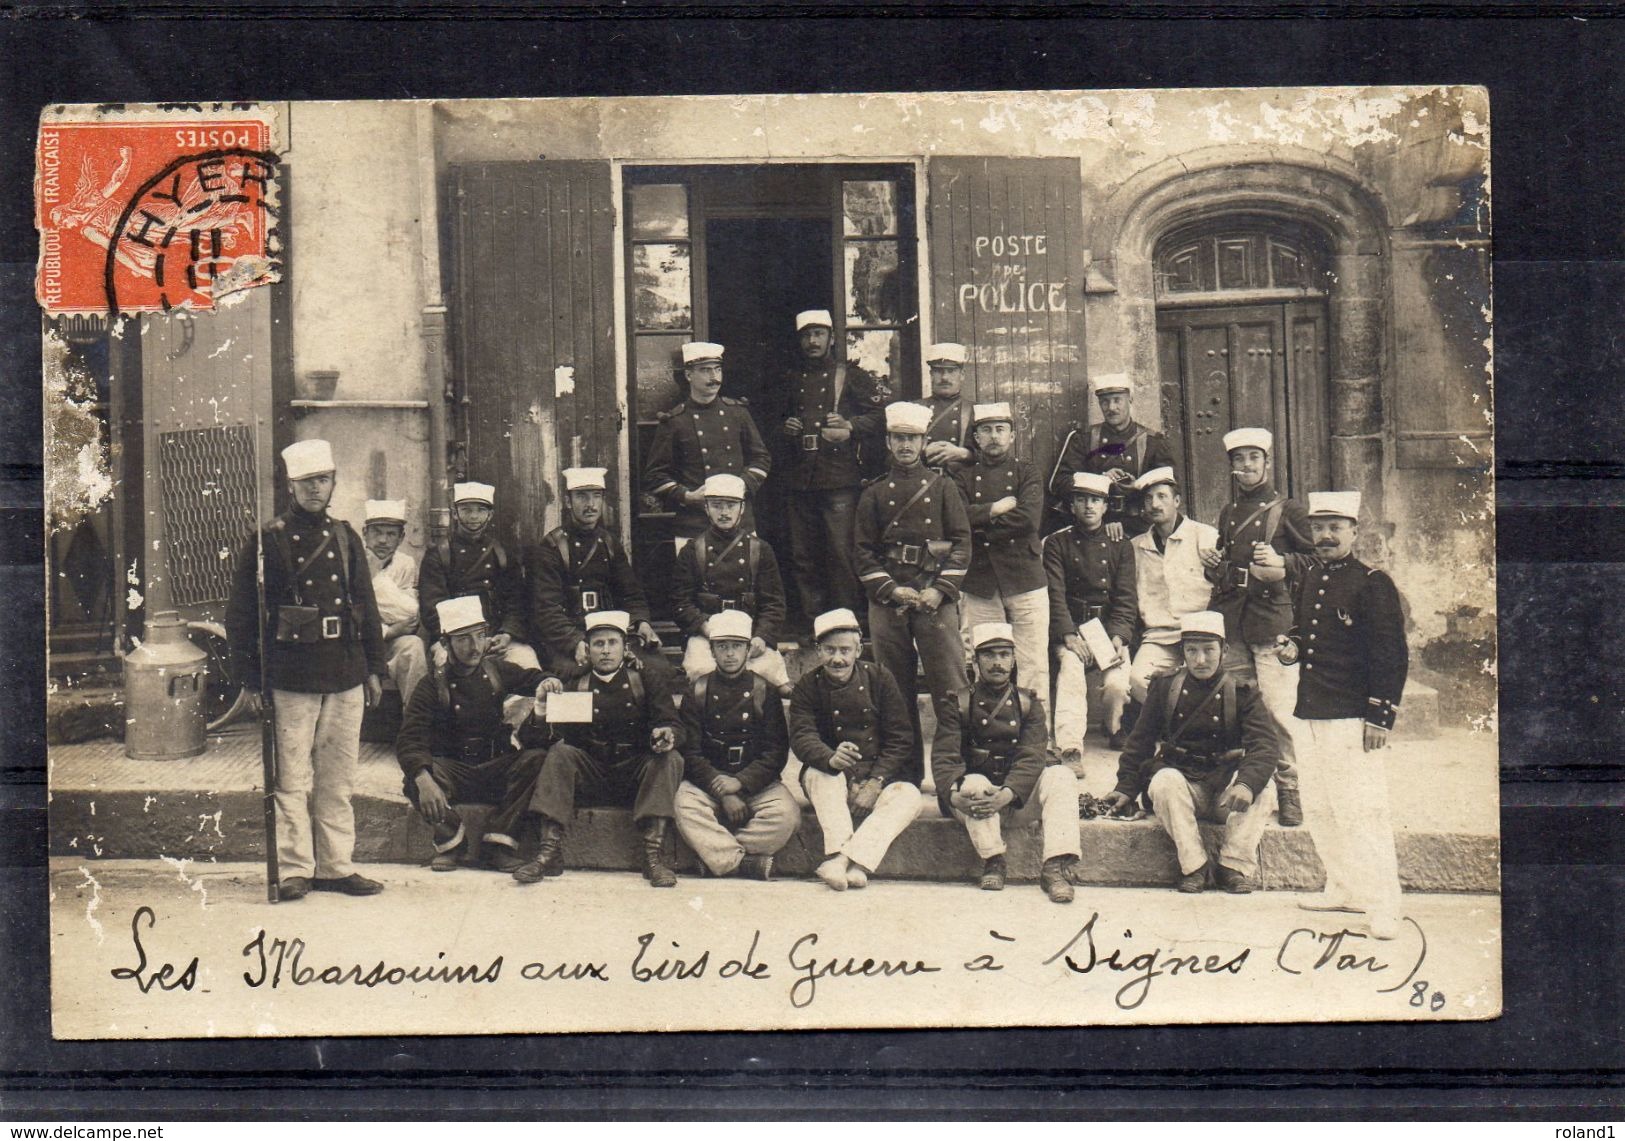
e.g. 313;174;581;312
640;818;678;888
1177;862;1210;893
1040;856;1076;903
1276;784;1303;828
979;854;1007;891
512;819;566;884
1215;865;1255;894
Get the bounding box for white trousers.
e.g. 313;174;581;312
272;686;364;879
1227;640;1300;782
952;765;1083;863
384;634;429;703
1052;646;1132;747
961;587;1051;704
674;779;802;874
1296;717;1403;921
1147;766;1278;877
801;769;922;872
1129;640;1183;704
682;636;791;690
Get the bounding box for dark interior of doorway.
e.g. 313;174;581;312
703;215;832;584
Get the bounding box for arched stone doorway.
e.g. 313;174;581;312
1092;153;1391;524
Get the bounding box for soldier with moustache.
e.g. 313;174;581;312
225;439;386;900
854;401;973;776
1198;428;1311;827
776;309;892;622
672;609;801;880
920;342;976;468
395;596;562;873
1044;471;1139;756
933;622;1084;902
514;610;686;889
1127;466;1221;708
361;498;428;705
949;401;1050;714
418;481;540;670
1252;491;1409;939
526;466;668;681
644;340;773;540
1049;375;1176;539
1102;611;1282;894
788;608;921;892
670;473;792;692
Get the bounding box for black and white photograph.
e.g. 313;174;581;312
39;86;1498;1037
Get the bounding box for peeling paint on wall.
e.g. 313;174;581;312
43;328;115;534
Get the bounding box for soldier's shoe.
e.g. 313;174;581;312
1276;785;1303;827
278;876;311;901
1060;747;1084;766
1108;728;1127;751
979;855;1007;892
430;849;461;873
482;847;527;874
739;854;775;881
1176;863;1209;893
536;820;567;877
1039;857;1075;903
313;873;384;896
1215;865;1255;894
511;859;549;885
640;819;678;888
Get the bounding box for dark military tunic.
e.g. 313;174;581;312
1048;420;1176;532
1284;555;1408;729
1206;481;1312;646
395;658;547;781
226;506;386;693
670;525;788;644
923;395;974;453
678;667;790;797
949;451;1047;597
1112;670;1280;801
930;682;1048;817
643;395;772;534
853;462;973;606
525;523;652;661
787;660;914;786
554;666;683;758
1042;523;1139;645
780;356;892;490
418;528;526;641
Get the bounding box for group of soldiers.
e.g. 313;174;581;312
225;308;1409;939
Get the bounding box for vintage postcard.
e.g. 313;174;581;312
41;88;1498;1038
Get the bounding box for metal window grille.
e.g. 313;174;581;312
158;425;258;606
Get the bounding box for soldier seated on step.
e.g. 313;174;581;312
395;595;562;874
418;481;540;671
1102;610;1281;895
933;622;1084;903
671;473;792;695
787;608;921;892
673;609;801;880
513;610;686;888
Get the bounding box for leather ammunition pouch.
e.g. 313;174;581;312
275;605;337;643
458;737;499;764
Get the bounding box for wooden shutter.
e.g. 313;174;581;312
450;162;618;550
927;157;1089;482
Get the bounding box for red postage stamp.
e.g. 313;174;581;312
35;106;280;315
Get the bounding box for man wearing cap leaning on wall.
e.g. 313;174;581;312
1045;471;1139;756
949;400;1051;714
527;466;668;681
362;498;428;706
1049;375;1176;539
395;596;562;873
777;310;890;623
1127;466;1221;714
854;401;973;773
644;341;773;540
933;622;1084;902
789;608;921;891
1103;611;1281;893
1252;491;1409;939
226;439;387;901
418;481;539;671
1199;428;1312;828
920;342;976;467
671;473;792;693
514;610;686;888
673;610;800;880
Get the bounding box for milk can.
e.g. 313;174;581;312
123;610;210;760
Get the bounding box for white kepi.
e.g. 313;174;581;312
1307;491;1361;520
453;481;496;506
971;621;1016;651
585;609;632;636
795;309;833;330
682;342;725;364
707;609;754;643
1222;427;1273;454
925;342;967;364
282;439;334;480
436;595;487;636
1179;610;1227;641
884;402;932;434
364;499;407;525
1069;471;1114;498
563;467;608;492
813;608;863;641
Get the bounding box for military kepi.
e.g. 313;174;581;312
795;309;833;330
1092;374;1131;395
562;467;608;492
1308;491;1361;520
1070;471;1114;498
453;481;496;505
972;402;1013;426
364;498;407;525
282;439;335;480
884;402;932;434
1133;465;1178;492
1179;610;1227;641
972;621;1016;651
584;609;632;636
706;609;753;643
436;595;487;636
1223;427;1273;454
813;608;863;641
925;342;967;364
681;341;725;364
700;473;747;500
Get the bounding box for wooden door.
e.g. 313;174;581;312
449;162;618;552
1156;301;1327;522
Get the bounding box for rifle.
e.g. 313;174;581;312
253;420;280;904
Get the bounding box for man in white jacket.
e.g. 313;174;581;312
1127;468;1220;705
364;499;428;704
